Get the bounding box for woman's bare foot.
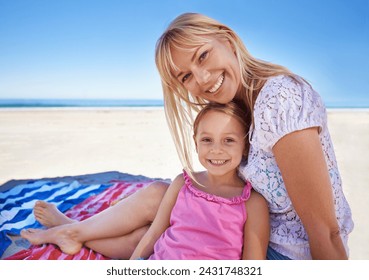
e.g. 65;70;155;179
34;201;75;228
20;226;82;255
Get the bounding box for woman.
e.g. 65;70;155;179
22;12;353;260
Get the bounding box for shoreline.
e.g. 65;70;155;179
0;106;165;112
1;105;369;112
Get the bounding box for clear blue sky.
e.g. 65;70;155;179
0;0;368;107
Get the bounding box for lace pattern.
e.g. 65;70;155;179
239;75;354;259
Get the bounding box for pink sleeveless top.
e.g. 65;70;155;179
149;172;252;260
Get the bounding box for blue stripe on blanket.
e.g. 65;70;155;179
0;180;111;257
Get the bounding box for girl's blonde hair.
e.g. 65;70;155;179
155;12;296;173
193;102;249;159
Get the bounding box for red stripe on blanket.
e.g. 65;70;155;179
6;181;150;260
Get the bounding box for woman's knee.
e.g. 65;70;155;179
141;181;170;219
147;180;169;193
144;180;169;202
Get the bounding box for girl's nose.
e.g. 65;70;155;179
210;143;223;154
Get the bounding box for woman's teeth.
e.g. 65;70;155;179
208;74;224;93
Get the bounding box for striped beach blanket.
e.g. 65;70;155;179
0;179;151;260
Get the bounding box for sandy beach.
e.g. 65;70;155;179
0;108;368;259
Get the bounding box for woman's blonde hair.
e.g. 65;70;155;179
155;12;296;174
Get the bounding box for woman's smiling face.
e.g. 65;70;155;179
171;37;242;104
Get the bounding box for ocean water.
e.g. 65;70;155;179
0;98;368;109
0;99;164;108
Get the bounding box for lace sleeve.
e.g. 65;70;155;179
252;75;327;153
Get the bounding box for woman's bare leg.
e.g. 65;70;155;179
85;225;150;259
33;188;135;228
32;203;149;258
34;193;134;228
21;181;169;255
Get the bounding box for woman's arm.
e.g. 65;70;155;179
242;190;270;260
130;174;184;260
273;127;347;259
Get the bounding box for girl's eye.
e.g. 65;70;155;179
182;73;191;83
225;138;235;143
201;138;211;143
199;51;208;62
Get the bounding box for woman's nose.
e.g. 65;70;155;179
193;68;210;85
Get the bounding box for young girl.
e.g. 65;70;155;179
130;102;269;260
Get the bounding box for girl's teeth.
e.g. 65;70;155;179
210;160;227;165
208;74;224;93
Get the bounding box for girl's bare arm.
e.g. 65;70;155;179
242;190;270;260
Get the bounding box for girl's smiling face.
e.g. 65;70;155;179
171;37;242;104
194;110;246;176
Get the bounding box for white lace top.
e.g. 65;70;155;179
239;75;354;260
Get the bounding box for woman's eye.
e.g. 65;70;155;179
199;51;208;62
182;73;191;83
